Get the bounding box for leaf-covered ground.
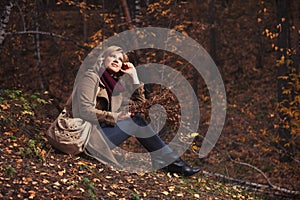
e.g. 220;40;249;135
0;89;272;200
1;1;299;199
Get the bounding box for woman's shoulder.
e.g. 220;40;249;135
84;69;106;88
74;69;100;89
76;69;100;84
85;69;100;79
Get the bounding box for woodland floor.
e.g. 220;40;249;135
0;86;298;200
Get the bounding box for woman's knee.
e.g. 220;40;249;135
132;113;148;126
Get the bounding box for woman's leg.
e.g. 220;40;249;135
99;114;172;153
99;114;200;176
99;124;131;149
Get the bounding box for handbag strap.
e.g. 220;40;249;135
65;94;72;107
64;82;78;108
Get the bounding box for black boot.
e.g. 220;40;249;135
162;158;201;177
152;151;201;177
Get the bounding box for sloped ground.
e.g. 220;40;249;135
0;89;271;200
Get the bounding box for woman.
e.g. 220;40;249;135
72;46;200;177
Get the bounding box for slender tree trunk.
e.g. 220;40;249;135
192;0;199;97
120;0;134;30
34;1;46;93
83;0;88;42
119;4;126;31
276;0;292;162
119;0;141;59
290;0;299;72
208;0;217;64
0;1;13;54
133;0;141;27
256;1;264;69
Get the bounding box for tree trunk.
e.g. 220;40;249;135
133;0;141;27
290;0;299;72
34;0;46;94
120;0;141;59
0;1;13;54
120;0;134;29
192;0;199;97
83;0;88;42
256;1;264;69
276;0;293;162
208;0;217;64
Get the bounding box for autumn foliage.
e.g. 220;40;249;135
0;0;299;199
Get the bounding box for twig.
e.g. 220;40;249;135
4;30;89;50
202;170;300;196
15;1;26;31
226;152;274;187
180;124;300;196
227;152;300;195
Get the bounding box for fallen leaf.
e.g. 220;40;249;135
28;190;36;199
177;193;184;197
188;132;199;138
4;131;13;136
61;178;68;184
1;104;10;110
31;181;38;185
58;169;65;176
53;181;61;187
108;191;118;197
42;179;49;184
168;186;175;192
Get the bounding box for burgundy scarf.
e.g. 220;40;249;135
100;70;125;102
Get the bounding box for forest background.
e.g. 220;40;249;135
0;0;299;199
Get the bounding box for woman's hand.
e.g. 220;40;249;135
116;111;132;121
120;62;140;84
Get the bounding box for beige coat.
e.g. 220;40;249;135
72;69;145;166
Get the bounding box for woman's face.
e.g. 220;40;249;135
104;51;124;74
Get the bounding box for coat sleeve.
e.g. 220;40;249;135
75;72;118;126
130;83;146;103
127;83;146;110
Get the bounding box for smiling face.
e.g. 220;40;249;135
104;51;124;74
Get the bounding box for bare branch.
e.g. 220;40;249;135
15;1;26;31
180;124;300;196
227;152;274;187
4;30;89;50
202;170;300;196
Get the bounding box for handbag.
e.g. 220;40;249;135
47;88;92;155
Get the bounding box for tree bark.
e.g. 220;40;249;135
256;2;264;69
0;1;13;54
119;0;141;59
208;0;217;64
83;0;88;42
192;0;199;97
290;0;299;72
34;0;46;93
133;0;141;27
120;0;134;30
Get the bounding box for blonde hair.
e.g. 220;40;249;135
93;46;128;71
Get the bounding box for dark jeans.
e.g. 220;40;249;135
99;114;172;154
